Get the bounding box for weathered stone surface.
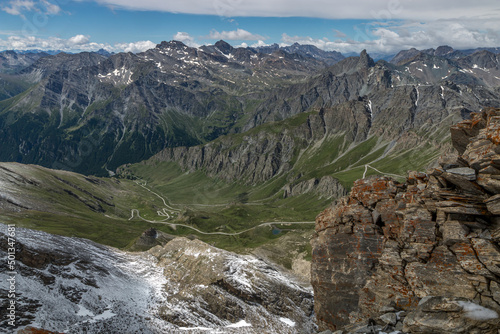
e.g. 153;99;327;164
485;194;500;214
477;175;500;193
379;312;397;326
440;171;485;195
450;111;487;154
403;297;500;334
312;108;500;333
441;220;468;245
446;167;477;180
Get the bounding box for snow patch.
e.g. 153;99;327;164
97;66;134;85
76;305;94;317
472;64;490;72
179;326;213;331
457;301;499;320
279;318;295;327
94;310;116;321
415;86;419;107
226;320;251;328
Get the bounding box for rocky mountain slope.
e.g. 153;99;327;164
0;40;331;175
253;42;345;65
0;51;49;74
1;42;499;178
126;49;500;202
311;107;500;333
0;224;314;333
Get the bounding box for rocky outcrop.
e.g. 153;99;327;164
149;237;315;333
311;108;500;333
126;228;176;251
282;176;347;199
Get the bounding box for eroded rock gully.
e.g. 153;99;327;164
311;108;500;333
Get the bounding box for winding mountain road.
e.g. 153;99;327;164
128;181;314;236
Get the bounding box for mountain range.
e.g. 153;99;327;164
1;40;500;333
0;42;499;178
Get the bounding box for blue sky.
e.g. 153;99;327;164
1;0;499;54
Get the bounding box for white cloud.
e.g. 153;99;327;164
1;0;36;16
68;34;90;45
0;35;108;51
281;33;342;51
207;28;266;41
77;0;499;54
251;40;269;48
281;17;500;54
0;35;156;53
1;0;61;17
114;40;156;53
173;32;200;47
42;0;61;15
84;0;499;21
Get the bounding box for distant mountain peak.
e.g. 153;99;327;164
156;40;187;50
358;49;375;68
214;40;233;54
252;42;344;66
435;45;454;55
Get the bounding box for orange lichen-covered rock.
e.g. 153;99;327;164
311;108;500;333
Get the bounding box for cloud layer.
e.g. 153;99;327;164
207;29;266;41
82;0;498;21
0;35;156;53
1;0;499;54
281;18;500;54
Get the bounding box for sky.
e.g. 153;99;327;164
0;0;499;55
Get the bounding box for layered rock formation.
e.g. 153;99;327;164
311;108;500;333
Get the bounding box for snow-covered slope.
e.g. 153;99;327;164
0;224;314;333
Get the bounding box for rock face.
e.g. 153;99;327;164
282;176;348;199
149;238;315;333
0;224;313;333
311;108;500;333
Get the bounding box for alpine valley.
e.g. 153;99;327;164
1;41;500;333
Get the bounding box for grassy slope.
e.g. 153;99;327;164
118;111;448;253
1;101;450;258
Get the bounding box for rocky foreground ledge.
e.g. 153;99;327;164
312;108;500;333
0;227;314;333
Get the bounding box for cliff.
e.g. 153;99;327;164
311;108;500;333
